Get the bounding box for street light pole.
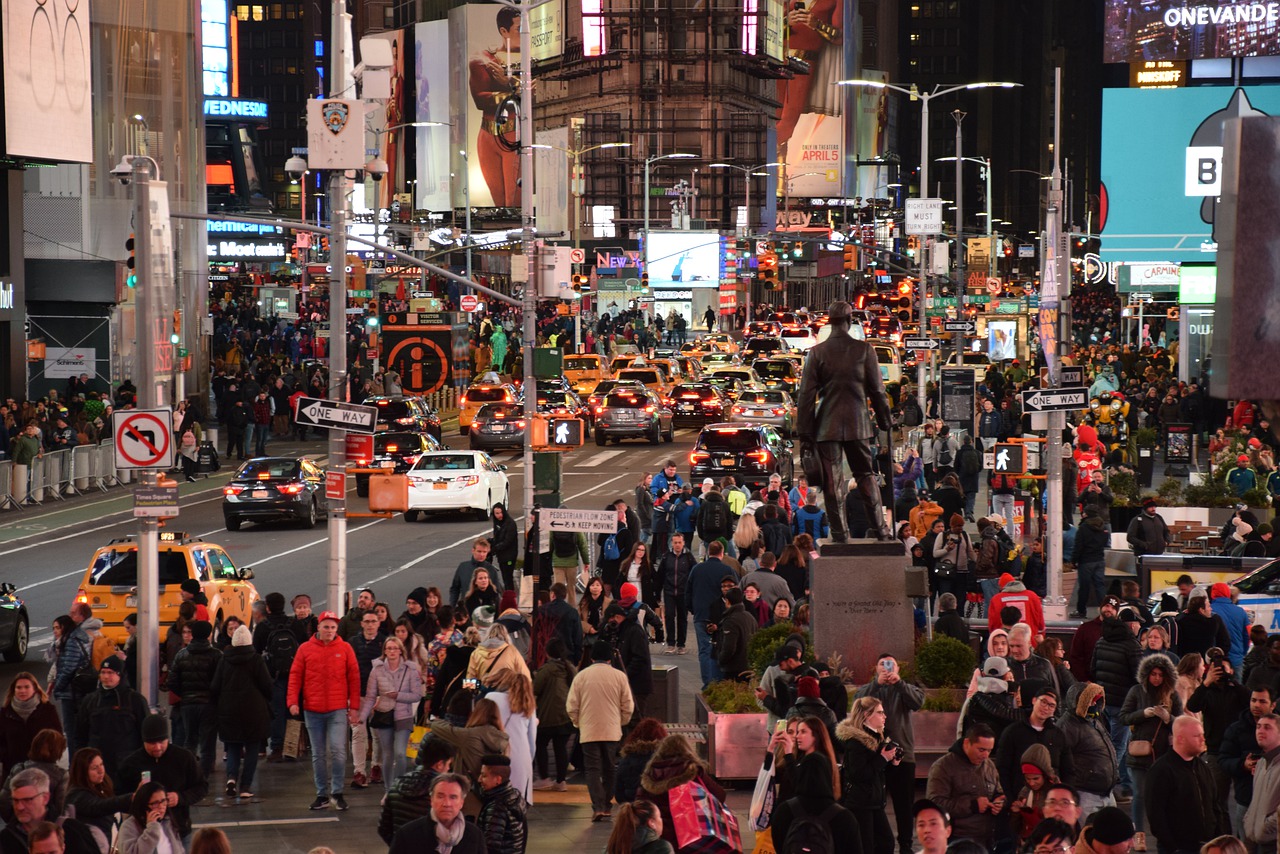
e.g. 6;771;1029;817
326;0;349;618
953;109;966;369
644;153;697;244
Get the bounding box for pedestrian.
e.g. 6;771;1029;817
166;619;221;778
489;503;519;591
567;641;634;823
1121;653;1182;850
715;588;758;683
934;593;970;645
427;698;510;792
467;624;530;688
606;603;654;720
74;658;148;783
461;568;501;626
1126;497;1171;556
377;737;457;845
993;686;1065;808
116;715;207;847
656;533;694;656
65;748;131;843
0;674;63;780
251;592;298;763
1145;716;1229;854
476;755;527;854
1176;597;1231;660
360;636;424;793
387;773;487;854
605;800;673;854
1058;682;1119;815
686;541;733;687
532;637;576;793
637;734;731;849
286;610;361;811
924;723;1004;849
485;669;536;804
1242;712;1280;851
837;697;900;854
1092;608;1144;797
1;767;100;854
448;540;500;610
348;607;388;789
2;730;68;818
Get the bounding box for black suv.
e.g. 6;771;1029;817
469;403;527;451
353;431;444;497
689;423;794;491
365;395;442;442
595;389;673;446
667;383;730;426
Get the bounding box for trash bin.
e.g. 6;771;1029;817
197;442;221;474
205;426;219;450
651;664;680;723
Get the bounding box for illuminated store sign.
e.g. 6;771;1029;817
202;0;231;97
203;99;269;119
207;241;288;259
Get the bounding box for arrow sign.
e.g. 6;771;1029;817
541;507;618;535
1021;387;1089;413
943;320;977;334
293;396;378;434
902;337;942;351
1060;366;1085;386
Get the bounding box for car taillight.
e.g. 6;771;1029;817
405;454;421;466
223;485;244;495
76;589;88;604
280;483;305;495
515;420;526;428
385;444;399;453
772;408;785;416
593;406;603;415
690;451;710;464
456;475;480;487
748;450;771;464
732;406;744;414
355;458;369;466
460;395;468;406
645;405;655;413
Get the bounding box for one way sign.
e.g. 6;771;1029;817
902;337;941;350
293;396;378;433
1020;387;1088;413
943;320;977;334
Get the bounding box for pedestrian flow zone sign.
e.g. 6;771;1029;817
992;443;1026;475
541;507;617;534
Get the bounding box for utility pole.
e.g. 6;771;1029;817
1044;66;1067;615
517;0;536;519
326;0;349;615
952;109;966;369
133;157;160;708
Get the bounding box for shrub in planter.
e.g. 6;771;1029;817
914;635;976;689
701;679;761;714
1156;478;1183;505
920;692;962;713
1109;471;1140;506
1185;478;1237;508
747;621;813;678
1243;487;1273;509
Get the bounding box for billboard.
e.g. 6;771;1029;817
742;0;785;61
1104;1;1280;63
451;5;521;208
364;30;406;210
3;0;93;163
1100;85;1280;263
414;21;452;212
776;0;845;194
645;231;723;287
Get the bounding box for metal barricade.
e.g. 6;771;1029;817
95;441;121;490
70;444;95;492
0;461;18;511
44;449;72;500
27;455;48;504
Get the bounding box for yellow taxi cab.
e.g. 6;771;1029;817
459;372;519;434
701;333;738;355
608;354;642;375
75;532;259;644
674;355;704;382
708;365;764;389
563;353;611;396
615;364;672;400
679;341;707;358
649;358;686;388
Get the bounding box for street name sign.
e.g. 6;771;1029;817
902;337;941;350
541;507;617;534
293;397;378;433
1021;387;1088;412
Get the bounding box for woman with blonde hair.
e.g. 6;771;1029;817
733;512;760;553
837;697;899;854
360;635;425;791
1175;653;1205;715
486;668;537;803
465;623;531;687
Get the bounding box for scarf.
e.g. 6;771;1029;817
10;697;39;721
432;808;466;853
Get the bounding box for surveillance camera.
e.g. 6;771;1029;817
110;156;135;185
365;157;388;182
285;155;308;180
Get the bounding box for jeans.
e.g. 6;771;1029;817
253;423;269;456
991;493;1015;523
1076;561;1107;613
581;740;618;812
979;577;1002;608
535;723;573;782
963;490;977;518
61;699;80;755
180;702;217;776
663;591;688;648
1128;764;1147;832
269;677;289;752
1105;706;1132;791
303;709;349;797
225;741;261;793
693;620;722;688
371;726;411;790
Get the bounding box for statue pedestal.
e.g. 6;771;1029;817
811;539;916;677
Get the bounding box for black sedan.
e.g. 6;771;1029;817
595;389;674;446
469;403;528;451
353;431;444;497
667;383;731;426
0;585;29;662
366;395;443;442
689;423;795;491
223;457;329;531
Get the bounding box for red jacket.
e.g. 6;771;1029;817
286;635;361;714
988;582;1046;639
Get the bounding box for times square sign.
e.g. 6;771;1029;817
1162;3;1280;26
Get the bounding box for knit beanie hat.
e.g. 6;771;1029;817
232;624;253;647
796;676;820;698
950;514;965;531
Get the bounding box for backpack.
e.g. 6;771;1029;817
781;801;840;854
958;444;982;476
70;639;98;700
553;531;578;558
702;498;729;536
264;625;300;679
935;439;954;468
902;397;923;428
602;534;620;561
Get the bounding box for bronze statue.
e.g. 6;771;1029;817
796;300;894;541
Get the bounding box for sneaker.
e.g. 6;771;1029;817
369;765;383;785
225;780;237;799
351;772;367;789
239;791;253;800
676;646;688;655
532;779;554;791
554;781;568;792
331;794;349;811
664;646;676;655
309;797;329;810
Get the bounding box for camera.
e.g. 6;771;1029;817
463;677;479;691
285;155;308;180
885;739;904;763
365;157;389;182
109;156;136;185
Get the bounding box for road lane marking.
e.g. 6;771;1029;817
576;450;622;468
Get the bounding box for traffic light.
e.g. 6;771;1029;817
843;243;857;271
125;235;137;288
171;310;181;345
571;274;588;293
757;250;778;285
532;416;584;450
790;241;803;258
992;443;1027;476
1003;238;1014;257
640;272;650;292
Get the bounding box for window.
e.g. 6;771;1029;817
271;4;283;20
235;5;250;21
592;205;616;238
251;5;264;21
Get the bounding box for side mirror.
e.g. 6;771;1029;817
0;583;15;596
239;567;255;580
499;464;508;471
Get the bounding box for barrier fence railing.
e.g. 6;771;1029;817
0;440;134;511
0;462;17;511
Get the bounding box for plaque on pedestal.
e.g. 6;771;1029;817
811;539;915;678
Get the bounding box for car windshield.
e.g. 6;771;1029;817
699;429;763;451
564;357;600;371
753;361;793;378
373;400;414;421
89;550;193;587
876;349;897;364
783;328;812;339
467;387;508;402
746;339;784;353
236;460;301;480
620;370;660;384
716;371;753;383
374;433;419;453
604;393;649;408
740;391;788;405
413;455;478;471
477;404;521;419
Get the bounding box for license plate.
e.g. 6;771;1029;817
252;490;268;498
678;405;694;412
433;482;448;490
125;596;137;607
721;458;735;466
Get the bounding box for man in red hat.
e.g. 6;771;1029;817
1227;454;1258;497
988;573;1045;639
288;611;361;811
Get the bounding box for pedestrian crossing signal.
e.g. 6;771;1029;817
532;416;584;450
992;443;1026;475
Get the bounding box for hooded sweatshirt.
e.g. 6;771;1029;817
1056;682;1117;796
987;579;1046;638
1011;743;1056;839
637;741;727;850
1118;653;1182;771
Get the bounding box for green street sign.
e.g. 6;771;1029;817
177;348;189;358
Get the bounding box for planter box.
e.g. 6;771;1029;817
913;710;961;779
695;693;770;781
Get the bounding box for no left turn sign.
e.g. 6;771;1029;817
113;410;174;469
